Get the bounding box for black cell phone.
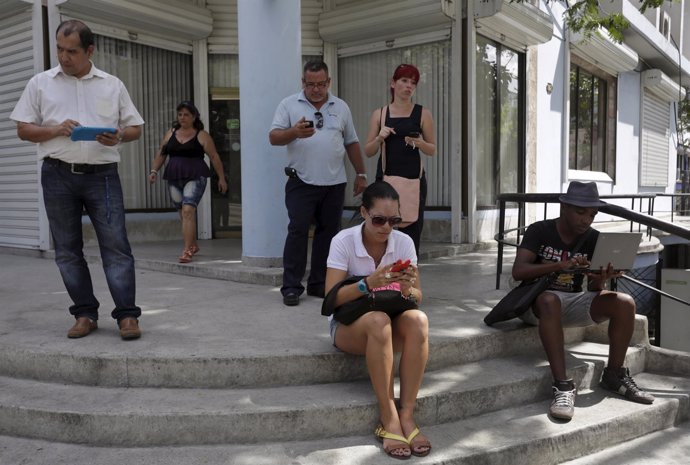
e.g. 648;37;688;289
408;131;420;138
304;120;314;128
284;167;298;178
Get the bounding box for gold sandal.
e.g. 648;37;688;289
374;424;411;460
406;426;432;457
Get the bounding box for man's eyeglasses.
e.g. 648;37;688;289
370;214;403;227
304;80;329;89
314;112;324;129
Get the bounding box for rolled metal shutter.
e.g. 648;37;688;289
0;7;42;248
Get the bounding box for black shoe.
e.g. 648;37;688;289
283;293;300;306
306;286;325;298
600;367;655;404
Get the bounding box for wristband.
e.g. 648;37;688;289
356;173;367;179
150;169;158;175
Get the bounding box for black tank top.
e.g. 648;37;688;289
376;104;423;179
165;129;205;159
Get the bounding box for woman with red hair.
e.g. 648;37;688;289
364;64;436;254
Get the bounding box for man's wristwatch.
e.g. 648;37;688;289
356;173;367;180
357;277;370;295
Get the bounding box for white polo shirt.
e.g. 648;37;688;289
270;91;359;186
327;224;418;276
10;63;144;164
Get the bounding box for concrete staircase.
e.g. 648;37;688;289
1;316;689;464
1;249;689;464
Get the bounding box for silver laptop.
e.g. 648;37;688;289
588;232;643;271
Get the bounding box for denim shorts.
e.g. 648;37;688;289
520;290;597;328
329;316;340;348
168;177;207;209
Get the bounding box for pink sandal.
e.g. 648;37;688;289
189;245;200;255
178;249;193;263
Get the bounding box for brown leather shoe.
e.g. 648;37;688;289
67;317;98;338
119;317;141;340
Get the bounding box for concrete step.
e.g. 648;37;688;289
563;421;690;465
76;240;494;287
0;343;646;446
0;322;545;388
1;371;687;465
0;313;649;389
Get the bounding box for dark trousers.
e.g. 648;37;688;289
282;178;345;296
397;174;427;255
41;159;141;322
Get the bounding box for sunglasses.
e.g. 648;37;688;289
369;214;403;227
314;111;324;129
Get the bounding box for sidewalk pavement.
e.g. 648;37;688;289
0;239;515;362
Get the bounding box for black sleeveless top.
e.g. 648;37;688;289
162;129;211;181
376;104;423;179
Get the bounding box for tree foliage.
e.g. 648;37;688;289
540;0;667;42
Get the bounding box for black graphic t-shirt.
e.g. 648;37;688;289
519;219;599;292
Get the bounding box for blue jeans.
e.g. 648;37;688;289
41;159;141;322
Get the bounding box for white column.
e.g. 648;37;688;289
238;0;301;266
193;38;212;239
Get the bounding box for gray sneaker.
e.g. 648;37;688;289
600;367;655;404
549;379;576;421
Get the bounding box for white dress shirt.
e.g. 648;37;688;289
10;62;144;164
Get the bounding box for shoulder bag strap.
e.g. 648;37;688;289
571;229;592;255
379;106;387;174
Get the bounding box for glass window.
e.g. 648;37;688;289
92;35;192;210
569;60;616;177
338;41;452;207
475;36;525;208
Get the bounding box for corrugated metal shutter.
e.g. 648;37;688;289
91;35;193;210
640;89;670;187
207;0;323;55
0;8;41;248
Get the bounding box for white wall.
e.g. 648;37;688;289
613;71;642;196
535;3;566;218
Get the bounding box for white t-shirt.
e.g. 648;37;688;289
10;63;144;164
327;224;418;276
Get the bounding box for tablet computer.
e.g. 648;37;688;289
589;232;643;271
70;126;117;141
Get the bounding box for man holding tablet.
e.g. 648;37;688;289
511;181;655;421
11;20;145;340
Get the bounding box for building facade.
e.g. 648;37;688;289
0;0;688;253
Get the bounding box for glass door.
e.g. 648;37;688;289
209;91;241;235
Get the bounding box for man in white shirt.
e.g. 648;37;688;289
269;60;367;306
11;20;145;340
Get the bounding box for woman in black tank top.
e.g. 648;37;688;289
148;101;228;263
363;64;436;254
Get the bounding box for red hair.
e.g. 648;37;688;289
390;64;420;101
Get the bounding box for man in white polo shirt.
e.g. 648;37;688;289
11;20;145;340
270;60;367;306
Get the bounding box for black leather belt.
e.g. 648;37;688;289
44;158;117;174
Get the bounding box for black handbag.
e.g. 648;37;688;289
483;274;555;326
484;229;592;326
321;276;419;325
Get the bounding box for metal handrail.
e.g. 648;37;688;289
655;193;690;222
